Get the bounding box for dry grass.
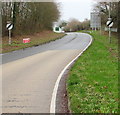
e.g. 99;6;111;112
1;31;65;53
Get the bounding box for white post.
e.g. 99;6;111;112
109;27;111;43
9;30;11;44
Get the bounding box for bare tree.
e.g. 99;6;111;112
64;18;90;32
1;2;60;36
93;2;118;28
64;18;81;32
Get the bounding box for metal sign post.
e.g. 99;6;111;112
106;19;113;43
9;30;11;44
106;18;114;43
109;27;111;43
107;2;113;43
6;23;13;45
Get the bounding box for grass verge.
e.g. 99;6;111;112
1;31;65;53
67;31;118;113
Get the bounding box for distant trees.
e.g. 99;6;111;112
59;20;67;28
64;18;80;32
1;2;60;36
64;18;90;32
80;19;90;30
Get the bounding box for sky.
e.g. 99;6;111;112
56;0;97;22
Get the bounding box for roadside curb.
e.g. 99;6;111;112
50;33;93;113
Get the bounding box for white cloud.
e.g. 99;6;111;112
57;0;94;21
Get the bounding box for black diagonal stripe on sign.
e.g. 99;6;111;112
7;24;12;30
107;21;113;27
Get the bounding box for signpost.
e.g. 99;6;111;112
106;18;113;43
106;2;113;43
6;22;13;44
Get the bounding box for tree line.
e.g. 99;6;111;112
60;18;90;32
1;2;60;36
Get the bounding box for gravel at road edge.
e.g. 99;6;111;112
55;62;75;114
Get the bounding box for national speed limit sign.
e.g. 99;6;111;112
6;22;13;44
106;21;113;28
6;23;13;30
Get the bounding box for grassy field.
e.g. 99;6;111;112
1;31;65;53
67;31;118;113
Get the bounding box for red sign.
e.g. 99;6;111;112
23;38;30;43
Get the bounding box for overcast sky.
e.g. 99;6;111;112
56;0;97;22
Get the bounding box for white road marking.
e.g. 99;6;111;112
50;33;93;113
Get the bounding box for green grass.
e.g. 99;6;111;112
67;31;118;113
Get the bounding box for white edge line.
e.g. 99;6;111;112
50;33;93;113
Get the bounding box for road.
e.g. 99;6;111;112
2;32;92;113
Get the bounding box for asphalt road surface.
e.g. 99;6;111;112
2;32;92;113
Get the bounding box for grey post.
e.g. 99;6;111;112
108;2;111;43
9;29;11;44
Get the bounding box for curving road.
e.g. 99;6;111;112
2;32;92;113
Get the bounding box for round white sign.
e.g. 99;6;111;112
106;21;113;27
6;23;13;30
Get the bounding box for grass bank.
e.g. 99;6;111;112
1;31;65;53
67;31;118;113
